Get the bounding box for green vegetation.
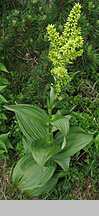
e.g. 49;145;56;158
0;0;99;200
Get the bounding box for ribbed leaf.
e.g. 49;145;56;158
27;174;59;197
53;156;70;172
5;104;49;142
12;154;56;191
54;131;63;145
22;138;32;153
52;115;71;149
52;116;70;137
31;139;61;166
54;127;93;160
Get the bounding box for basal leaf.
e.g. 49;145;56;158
12;154;56;191
22;138;32;153
27;174;59;197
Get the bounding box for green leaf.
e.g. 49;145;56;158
0;133;12;152
95;134;99;144
27;174;59;197
0;150;6;155
12;154;56;192
53;156;70;172
52;116;70;136
0;141;8;152
31;139;61;166
0;113;7;120
0;77;9;85
0;86;6;92
5;104;49;142
22;138;32;153
52;115;70;149
0;63;8;73
49;86;56;108
54;127;93;160
0;132;9;142
54;131;64;145
0;94;7;103
95;134;99;150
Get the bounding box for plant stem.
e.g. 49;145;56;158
48;105;53;143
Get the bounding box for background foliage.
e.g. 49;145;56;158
0;0;99;199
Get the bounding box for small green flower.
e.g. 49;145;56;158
12;20;17;26
51;67;71;97
28;15;32;20
47;3;83;98
14;10;19;16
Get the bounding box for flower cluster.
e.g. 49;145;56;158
51;67;71;96
47;3;83;98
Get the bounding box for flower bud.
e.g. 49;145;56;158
12;20;17;26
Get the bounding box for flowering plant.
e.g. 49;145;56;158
5;3;93;197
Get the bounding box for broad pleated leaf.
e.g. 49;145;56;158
27;174;59;197
31;139;61;166
53;156;70;172
54;131;64;145
52;115;71;149
22;138;32;153
52;116;70;137
12;154;56;191
5;104;49;142
54;126;93;160
26;171;66;197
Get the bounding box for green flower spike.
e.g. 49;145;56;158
47;3;83;98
